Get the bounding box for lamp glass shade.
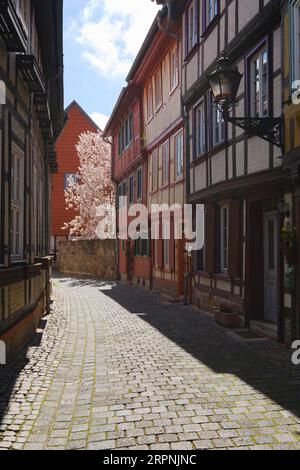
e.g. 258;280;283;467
208;57;243;107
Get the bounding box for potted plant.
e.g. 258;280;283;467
281;223;297;266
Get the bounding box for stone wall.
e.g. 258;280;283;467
57;240;117;280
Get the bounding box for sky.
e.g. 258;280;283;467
63;0;160;130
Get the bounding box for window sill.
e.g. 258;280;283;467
146;115;154;125
154;103;163;114
184;43;198;64
169;83;179;97
201;15;219;40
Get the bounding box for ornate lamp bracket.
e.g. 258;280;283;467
226;115;284;150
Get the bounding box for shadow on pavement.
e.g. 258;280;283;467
100;282;300;421
0;318;48;427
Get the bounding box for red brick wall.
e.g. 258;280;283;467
52;103;99;237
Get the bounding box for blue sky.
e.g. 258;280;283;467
63;0;159;129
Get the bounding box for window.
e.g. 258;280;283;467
162;141;169;185
206;0;219;27
195;101;206;157
212;100;225;146
250;47;268;117
290;0;300;85
163;223;170;268
146;81;153;121
16;0;28;33
11;146;24;259
220;205;229;273
170;46;179;92
137;167;143;201
187;0;198;53
154;68;162;110
64;173;78;190
135;237;150;257
175;131;184;178
118;113;133;155
129;176;134;205
152;151;158;191
118;181;127;208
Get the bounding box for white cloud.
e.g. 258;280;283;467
74;0;159;78
90;112;109;130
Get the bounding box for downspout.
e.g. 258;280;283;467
111;139;120;281
182;98;193;305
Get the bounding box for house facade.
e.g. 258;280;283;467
104;84;151;289
0;0;64;361
134;20;186;299
105;9;187;298
181;0;290;342
51;101;99;255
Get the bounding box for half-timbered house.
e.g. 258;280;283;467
104;83;151;289
0;0;64;361
181;0;288;341
281;0;300;342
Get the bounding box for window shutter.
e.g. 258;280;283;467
204;204;215;274
169;216;175;271
228;198;242;278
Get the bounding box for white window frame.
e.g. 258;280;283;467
154;67;162;111
220;205;229;273
290;0;300;86
170;45;179;93
128;175;134;205
11;144;24;260
212;100;225;146
187;0;198;53
163;223;170;268
162;141;169;185
195;100;206;156
152;151;158;191
250;47;269;117
16;0;28;34
146;81;153;122
175;131;184;178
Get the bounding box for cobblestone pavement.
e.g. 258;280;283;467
1;276;300;450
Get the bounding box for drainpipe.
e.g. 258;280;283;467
182;96;193;305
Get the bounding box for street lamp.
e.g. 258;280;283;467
207;56;242;116
207;56;284;150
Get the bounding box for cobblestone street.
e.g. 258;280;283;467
1;276;300;450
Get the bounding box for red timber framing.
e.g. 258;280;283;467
126;14;186;299
104;85;151;289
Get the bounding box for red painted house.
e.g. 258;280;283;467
51;101;99;253
104;86;151;288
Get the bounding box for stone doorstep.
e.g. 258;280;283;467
250;320;278;340
215;311;244;329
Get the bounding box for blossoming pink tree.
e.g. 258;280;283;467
63;131;115;239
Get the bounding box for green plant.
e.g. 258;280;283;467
281;223;297;248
